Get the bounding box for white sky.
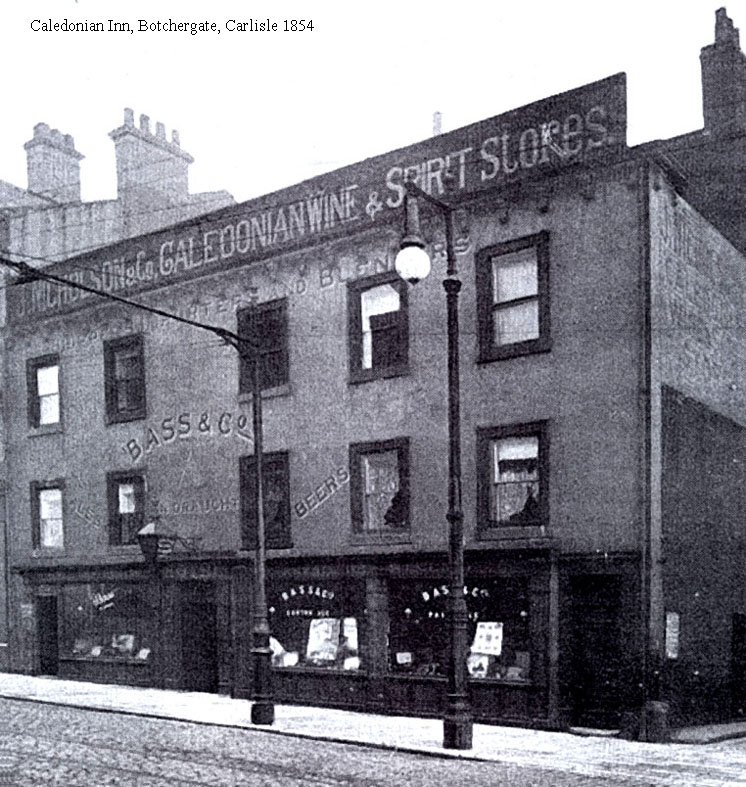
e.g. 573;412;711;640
0;0;742;204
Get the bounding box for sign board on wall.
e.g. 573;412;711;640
8;73;626;324
665;611;680;659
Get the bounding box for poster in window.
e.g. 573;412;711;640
470;621;503;656
467;653;491;677
342;617;358;651
306;618;340;662
111;633;135;654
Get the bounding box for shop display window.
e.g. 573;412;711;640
60;583;154;662
388;578;531;681
268;579;365;671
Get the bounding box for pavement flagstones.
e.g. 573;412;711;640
1;674;746;785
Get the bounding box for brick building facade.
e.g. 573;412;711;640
2;9;746;735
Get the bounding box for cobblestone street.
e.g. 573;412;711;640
0;698;631;787
1;696;746;786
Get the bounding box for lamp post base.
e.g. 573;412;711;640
250;639;274;726
251;700;275;726
443;698;473;749
443;718;473;750
639;700;669;743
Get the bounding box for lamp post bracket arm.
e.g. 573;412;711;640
403;182;454;214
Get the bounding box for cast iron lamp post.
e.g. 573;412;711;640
132;333;273;726
242;331;275;726
131;329;273;727
394;184;473;750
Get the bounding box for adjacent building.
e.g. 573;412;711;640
0;111;235;669
0;109;235;262
3;9;746;734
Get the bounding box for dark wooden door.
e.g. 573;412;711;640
180;582;219;693
568;576;624;728
37;596;59;676
731;613;746;717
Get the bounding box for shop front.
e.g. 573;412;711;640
15;558;240;694
266;574;369;710
266;550;556;727
16;551;557;727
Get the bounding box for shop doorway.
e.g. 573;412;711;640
37;595;59;676
731;613;746;717
568;575;624;728
180;581;219;693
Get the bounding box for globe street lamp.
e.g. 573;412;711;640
394;183;473;750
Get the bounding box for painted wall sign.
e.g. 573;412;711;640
74;501;97;525
8;74;626;324
156;496;240;516
665;611;680;659
123;410;252;462
293;466;350;519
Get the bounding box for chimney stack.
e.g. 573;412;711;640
109;107;193;216
701;8;746;134
24;122;84;203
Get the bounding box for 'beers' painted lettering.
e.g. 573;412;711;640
294;466;350;519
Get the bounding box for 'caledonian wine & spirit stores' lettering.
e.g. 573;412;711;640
8;74;627;323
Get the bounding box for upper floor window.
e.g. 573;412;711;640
27;355;60;427
348;273;408;383
350;437;410;537
240;451;292;550
477;422;548;532
107;471;145;546
237;299;289;393
104;335;146;423
31;482;64;550
476;232;550;362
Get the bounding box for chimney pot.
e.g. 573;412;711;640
172;130;180;146
702;7;746;133
715;7;740;47
25;122;82;203
110;112;193;211
124;108;135;126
